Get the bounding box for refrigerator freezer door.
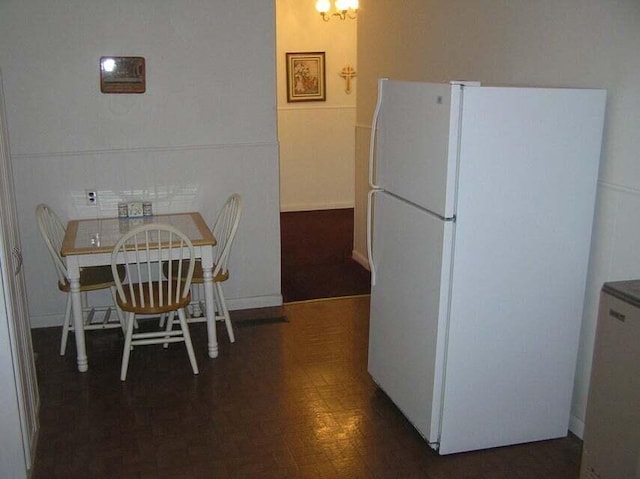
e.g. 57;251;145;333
375;80;461;218
368;191;453;446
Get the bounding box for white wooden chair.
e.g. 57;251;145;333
163;194;243;343
36;203;124;355
112;223;198;381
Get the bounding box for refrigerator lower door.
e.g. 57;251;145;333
368;191;453;447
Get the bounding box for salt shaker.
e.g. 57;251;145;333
117;202;128;218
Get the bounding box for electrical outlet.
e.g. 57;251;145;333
86;190;98;205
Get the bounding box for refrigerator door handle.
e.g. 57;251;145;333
367;79;386;286
367;188;379;286
369;78;387;190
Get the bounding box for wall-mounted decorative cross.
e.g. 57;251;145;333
339;65;357;94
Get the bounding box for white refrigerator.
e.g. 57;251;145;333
366;79;606;455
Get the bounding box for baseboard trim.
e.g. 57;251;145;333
352;250;370;271
281;202;355;212
30;313;65;329
225;294;283;311
284;294;370;306
30;294;284;329
569;415;584;439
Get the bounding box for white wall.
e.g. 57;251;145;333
0;0;282;328
355;0;640;437
276;0;357;211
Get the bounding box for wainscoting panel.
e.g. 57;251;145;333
13;142;283;328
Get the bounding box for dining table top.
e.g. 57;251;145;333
61;212;216;257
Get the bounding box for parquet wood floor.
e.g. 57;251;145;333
31;296;581;478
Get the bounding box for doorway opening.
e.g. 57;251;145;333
275;1;368;303
280;208;370;302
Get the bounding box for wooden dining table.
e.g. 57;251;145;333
61;212;219;372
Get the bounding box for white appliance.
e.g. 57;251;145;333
580;281;640;479
366;79;606;455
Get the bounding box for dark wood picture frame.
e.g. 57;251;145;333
286;52;326;102
100;56;146;94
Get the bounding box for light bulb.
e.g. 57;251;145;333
315;0;330;13
347;0;359;9
335;0;349;11
102;58;116;72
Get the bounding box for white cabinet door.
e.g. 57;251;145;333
580;289;640;479
0;71;39;478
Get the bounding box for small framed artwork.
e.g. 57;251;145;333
286;52;326;102
100;56;146;93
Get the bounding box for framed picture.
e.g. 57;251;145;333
100;56;146;93
286;52;326;102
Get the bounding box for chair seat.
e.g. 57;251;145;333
163;259;229;284
58;264;125;293
113;223;199;380
116;281;192;315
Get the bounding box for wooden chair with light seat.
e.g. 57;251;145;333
163;194;243;343
112;223;199;381
36;203;125;355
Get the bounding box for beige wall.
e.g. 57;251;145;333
355;0;640;436
276;0;357;211
0;0;282;327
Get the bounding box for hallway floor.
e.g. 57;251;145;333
31;296;581;478
280;209;370;302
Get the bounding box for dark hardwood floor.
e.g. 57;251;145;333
280;209;371;303
31;296;582;478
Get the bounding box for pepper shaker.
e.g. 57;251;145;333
117;202;128;218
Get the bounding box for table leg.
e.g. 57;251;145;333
201;249;218;358
68;264;88;372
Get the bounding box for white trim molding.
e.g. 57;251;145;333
569;415;585;439
31;294;284;329
280;201;355;212
12;140;279;160
352;249;370;271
